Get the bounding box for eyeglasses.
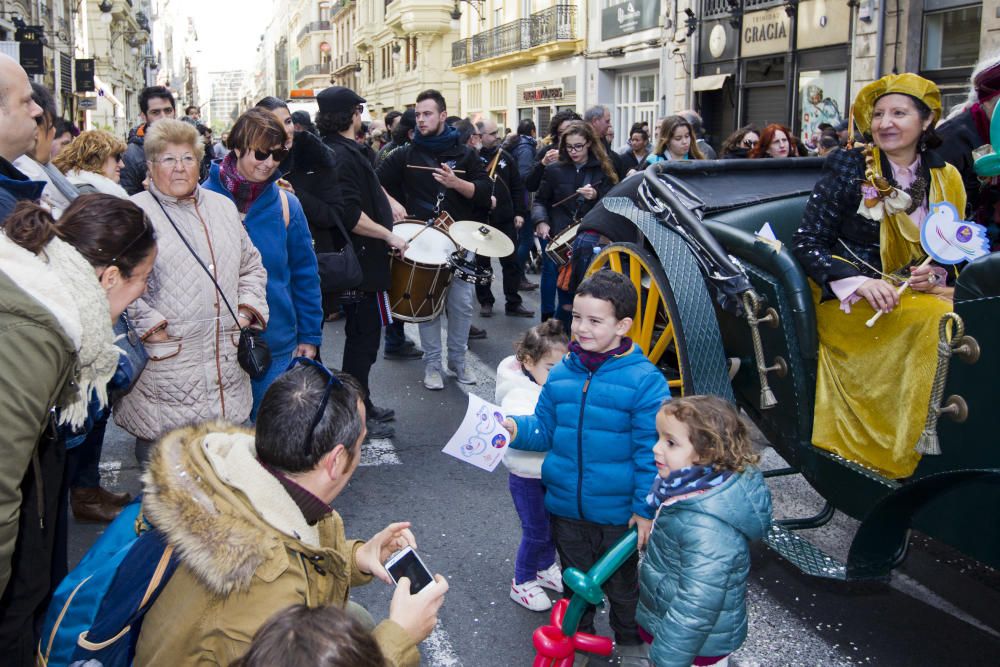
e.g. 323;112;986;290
108;214;151;268
113;152;124;162
253;146;290;163
565;142;588;153
155;155;198;169
285;357;344;452
355;104;364;115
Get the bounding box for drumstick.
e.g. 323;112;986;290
407;165;466;174
553;184;590;209
865;256;933;328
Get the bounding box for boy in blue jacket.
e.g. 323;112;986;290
503;270;669;656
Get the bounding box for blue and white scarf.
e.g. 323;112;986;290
646;465;732;508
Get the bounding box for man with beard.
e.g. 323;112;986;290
475;118;532;318
377;90;492;391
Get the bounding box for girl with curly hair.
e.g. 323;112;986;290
637;395;773;667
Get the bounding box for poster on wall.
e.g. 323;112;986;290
799;69;846;152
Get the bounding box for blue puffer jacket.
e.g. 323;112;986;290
204;163;323;357
509;344;669;525
637;467;772;667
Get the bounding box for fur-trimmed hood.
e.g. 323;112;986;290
287;128;336;173
141;422;339;596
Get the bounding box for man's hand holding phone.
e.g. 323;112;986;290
355;521;417;584
389;573;449;643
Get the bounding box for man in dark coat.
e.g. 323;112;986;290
318;86;410;436
120;86;175;195
475;118;532;318
377;89;492;391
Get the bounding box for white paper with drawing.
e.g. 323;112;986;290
442;393;510;472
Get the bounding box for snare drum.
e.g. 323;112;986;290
544;223;579;267
448;251;493;286
388;221;457;322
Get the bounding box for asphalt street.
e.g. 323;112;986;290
69;265;1000;666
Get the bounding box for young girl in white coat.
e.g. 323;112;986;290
496;319;569;611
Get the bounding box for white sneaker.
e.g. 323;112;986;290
423;367;444;390
510;578;552;612
536;562;564;593
446;362;476;385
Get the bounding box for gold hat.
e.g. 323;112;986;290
852;73;942;135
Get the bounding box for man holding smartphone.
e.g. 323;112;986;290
134;362;448;666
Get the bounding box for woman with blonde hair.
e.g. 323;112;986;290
115;118;269;463
646;115;705;165
531;120;618;329
52;130;128;198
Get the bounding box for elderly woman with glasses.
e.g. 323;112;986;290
115;119;269;464
204;107;323;419
531;120;618;330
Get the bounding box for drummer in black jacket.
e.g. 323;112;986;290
316;86;410;438
474;118;533;318
377;89;492;392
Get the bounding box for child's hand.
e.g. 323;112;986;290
501;418;516;436
629;514;653;550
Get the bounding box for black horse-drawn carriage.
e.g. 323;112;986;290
583;158;998;580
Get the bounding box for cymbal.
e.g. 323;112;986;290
448;220;515;257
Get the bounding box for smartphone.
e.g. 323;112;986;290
384;546;435;595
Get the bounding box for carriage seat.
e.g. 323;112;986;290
706;197;809;249
703;195;818;360
955;252;1000;301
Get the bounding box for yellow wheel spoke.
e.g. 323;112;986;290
609;252;622;273
668;379;684;388
649;322;673;365
640;282;660;351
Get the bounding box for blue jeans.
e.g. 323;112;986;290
540;250;573;328
250;349;294;422
508;474;557;584
517;222;535;269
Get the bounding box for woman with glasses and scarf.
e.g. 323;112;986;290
720;125;760;159
531;121;618;330
204;108;323;419
115;119;269;463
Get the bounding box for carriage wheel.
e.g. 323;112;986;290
586;242;691;397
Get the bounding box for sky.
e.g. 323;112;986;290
181;0;273;73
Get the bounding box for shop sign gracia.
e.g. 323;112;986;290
741;7;790;58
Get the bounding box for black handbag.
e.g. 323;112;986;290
151;196;272;380
318;213;363;293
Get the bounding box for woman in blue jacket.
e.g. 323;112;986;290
204;108;323;418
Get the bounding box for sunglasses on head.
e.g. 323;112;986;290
253;146;290;163
285;357;345;452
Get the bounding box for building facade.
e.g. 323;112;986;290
208;70;247;130
450;1;584;134
355;0;459;119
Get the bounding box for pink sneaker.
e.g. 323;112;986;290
510;579;552;612
536;562;564;593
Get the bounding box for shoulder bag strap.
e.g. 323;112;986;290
279;189;290;227
150;194;242;328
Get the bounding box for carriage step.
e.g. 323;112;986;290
763;524;847;580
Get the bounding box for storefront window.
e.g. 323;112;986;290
922;6;981;70
638;75;655;103
798;69;846;152
744;57;784;83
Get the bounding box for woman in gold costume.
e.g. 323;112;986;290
791;74;966;478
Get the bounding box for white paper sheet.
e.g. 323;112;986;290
441;393;510;472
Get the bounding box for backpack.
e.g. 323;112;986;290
38;499;178;667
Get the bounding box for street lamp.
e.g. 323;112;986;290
99;0;114;24
449;0;485;30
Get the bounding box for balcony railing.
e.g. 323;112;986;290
451;4;577;67
296;63;331;81
296;20;332;43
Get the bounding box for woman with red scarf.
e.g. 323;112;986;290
937;54;1000;249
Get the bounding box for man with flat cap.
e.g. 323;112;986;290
316;86;410;439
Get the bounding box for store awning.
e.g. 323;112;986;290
692;74;731;92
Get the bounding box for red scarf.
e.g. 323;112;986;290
970;102;992;145
218;152;272;214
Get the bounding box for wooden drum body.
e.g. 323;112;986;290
388;221;457;322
